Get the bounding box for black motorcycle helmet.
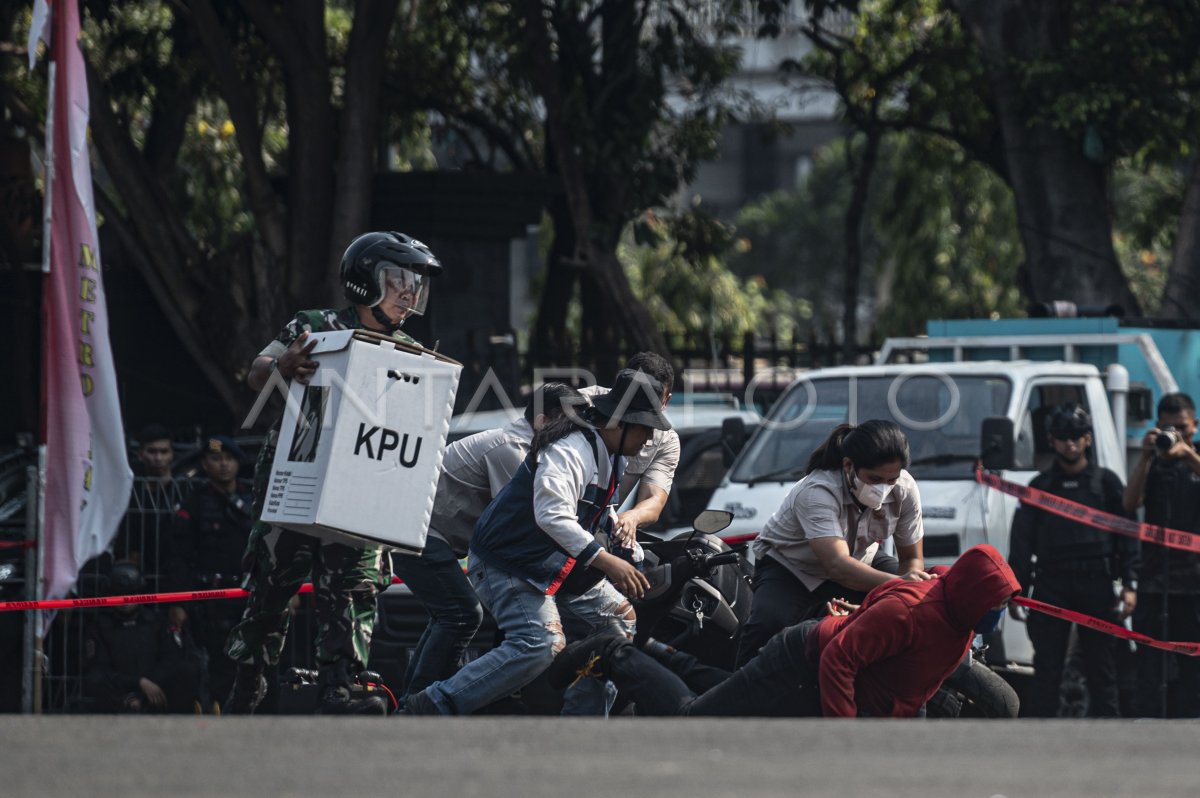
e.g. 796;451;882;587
339;231;442;332
1045;404;1092;440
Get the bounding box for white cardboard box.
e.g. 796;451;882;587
259;329;461;553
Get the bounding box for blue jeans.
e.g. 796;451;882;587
422;555;634;715
390;537;484;700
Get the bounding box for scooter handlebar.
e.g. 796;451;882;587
704;551;741;570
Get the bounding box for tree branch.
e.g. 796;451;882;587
185;0;287;259
85;59;199;314
93;186;241;414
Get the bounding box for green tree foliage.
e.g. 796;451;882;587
731;147;855;342
4;2;753;406
871;134;1025;335
6;1;422;413
757;0;1200;318
731;132;1024;340
496;1;746;374
621;210;811;344
1111;162;1181;316
1013;2;1200;164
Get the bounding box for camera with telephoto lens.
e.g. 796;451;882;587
1155;426;1181;455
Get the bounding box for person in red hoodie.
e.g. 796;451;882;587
548;544;1021;717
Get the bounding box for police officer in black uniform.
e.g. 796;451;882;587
84;562;208;713
168;435;255;708
1008;404;1138;717
1123;391;1200;717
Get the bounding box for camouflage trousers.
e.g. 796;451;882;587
224;520;391;670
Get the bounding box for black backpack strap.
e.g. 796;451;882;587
1089;466;1106;504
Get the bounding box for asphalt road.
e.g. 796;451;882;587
2;716;1195;798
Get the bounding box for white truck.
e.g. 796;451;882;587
705;315;1195;671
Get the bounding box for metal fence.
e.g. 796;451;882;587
457;325;877;414
36;476;316;713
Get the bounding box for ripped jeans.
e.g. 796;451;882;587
422;556;634;715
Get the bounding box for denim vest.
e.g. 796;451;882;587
470;431;617;595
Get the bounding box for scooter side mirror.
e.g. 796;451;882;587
693;509;733;535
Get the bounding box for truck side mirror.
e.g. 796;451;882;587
1127;386;1153;424
980;417;1015;471
720;417;747;467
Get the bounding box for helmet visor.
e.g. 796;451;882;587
378;264;430;316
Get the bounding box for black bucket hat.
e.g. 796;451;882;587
590;369;672;431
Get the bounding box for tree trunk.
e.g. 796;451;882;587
580;242;668;369
954;0;1141;313
328;0;402;266
520;0;668;368
240;0;337;304
841;130;881;363
188;0;287;261
1160;156;1200;320
533;193;578;366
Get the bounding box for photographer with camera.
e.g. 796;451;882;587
1007;405;1137;717
1123;392;1200;717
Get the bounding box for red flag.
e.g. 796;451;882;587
39;0;132;602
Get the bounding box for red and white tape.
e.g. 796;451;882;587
1012;596;1200;656
0;576;405;613
977;468;1200;655
975;468;1200;555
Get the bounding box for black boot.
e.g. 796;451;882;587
226;662;268;715
317;662;387;716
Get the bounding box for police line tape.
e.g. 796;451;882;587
1011;596;1200;656
4;555;1199;658
0;540;35;550
974;469;1200;555
0;576;405;613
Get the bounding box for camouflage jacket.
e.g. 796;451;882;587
259;306;419;357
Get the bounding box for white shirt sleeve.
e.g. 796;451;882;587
532;436;605;560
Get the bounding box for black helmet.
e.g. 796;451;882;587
107;561;145;595
339;231;442;309
1046;404;1092;439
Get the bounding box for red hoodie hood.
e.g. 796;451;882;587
815;544;1020;717
938;544;1022;632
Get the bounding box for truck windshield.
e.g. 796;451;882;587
731;374;1012;482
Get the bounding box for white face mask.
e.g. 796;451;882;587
850;469;893;510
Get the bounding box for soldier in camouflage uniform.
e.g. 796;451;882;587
224;231;442;715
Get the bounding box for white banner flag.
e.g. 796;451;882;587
38;0;133;602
